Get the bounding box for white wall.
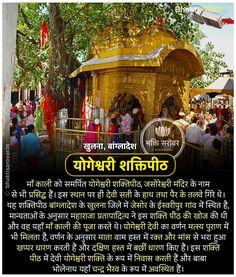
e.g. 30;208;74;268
2;3;18;147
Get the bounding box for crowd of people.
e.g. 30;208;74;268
108;103;145;143
79;96;234;161
171;102;233;170
9;95;233;169
107;94;145;143
9;99;45;171
81;102;145;153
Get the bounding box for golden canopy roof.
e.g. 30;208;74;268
70;24;204;79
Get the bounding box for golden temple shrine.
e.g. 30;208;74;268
70;24;204;120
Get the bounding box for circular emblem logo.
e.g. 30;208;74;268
140;118;185;158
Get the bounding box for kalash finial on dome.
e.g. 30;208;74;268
88;19;177;60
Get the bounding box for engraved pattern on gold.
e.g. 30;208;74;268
71;24;204;117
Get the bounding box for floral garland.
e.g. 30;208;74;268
40;93;60;140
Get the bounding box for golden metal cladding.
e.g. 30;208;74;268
70;24;204;117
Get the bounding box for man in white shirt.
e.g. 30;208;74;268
185;117;203;145
26;109;35;127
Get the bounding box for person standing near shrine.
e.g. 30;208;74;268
174;112;189;132
185;117;203;146
11;106;18;120
11;117;23;145
222;126;233;168
81;118;102;153
31;99;37;116
10;126;19;170
26;108;35;126
202;127;211;143
20;124;41;170
159;103;169;119
108;111;121;142
194;103;201;114
213;104;219;116
120;106;133;142
34;105;44;134
203;123;220;166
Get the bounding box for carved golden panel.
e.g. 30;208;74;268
77;24;202;120
153;79;190;116
97;70;156;117
90;24;176;58
89;66;191;120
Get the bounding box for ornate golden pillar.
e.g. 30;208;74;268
92;72;99;107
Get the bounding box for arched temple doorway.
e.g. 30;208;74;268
161;95;184;119
106;92;145;131
109;92;142;113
